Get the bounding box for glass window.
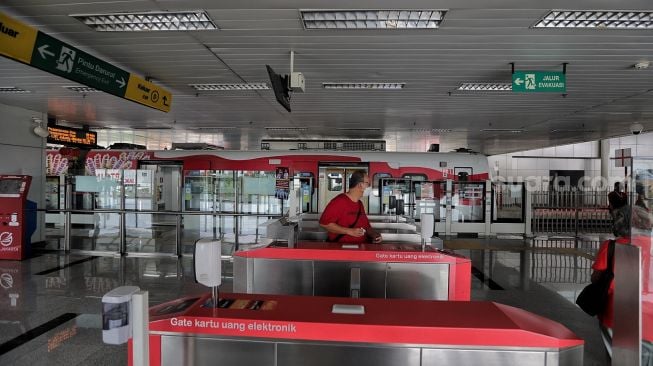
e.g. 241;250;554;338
328;174;343;191
402;173;427;181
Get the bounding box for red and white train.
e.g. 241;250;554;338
46;149;490;214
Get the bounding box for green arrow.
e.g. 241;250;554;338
514;78;523;86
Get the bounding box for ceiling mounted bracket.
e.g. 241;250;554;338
510;62;515;74
562;62;568;74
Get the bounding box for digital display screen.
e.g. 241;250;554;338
0;179;21;194
47;125;97;148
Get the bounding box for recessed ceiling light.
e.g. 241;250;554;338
481;129;524;133
550;129;598;133
337;128;382;131
301;10;447;29
0;86;31;93
323;82;405;89
411;128;453;134
71;10;218;32
188;126;238;130
64;86;101;93
533;10;653;29
457;83;512;91
265;127;307;131
189;83;269;91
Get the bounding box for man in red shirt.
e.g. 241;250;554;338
319;170;382;244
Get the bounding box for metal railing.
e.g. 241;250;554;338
530;189;612;235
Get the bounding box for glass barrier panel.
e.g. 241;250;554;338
492;183;525;223
184;171;213;211
125;213;176;254
216;171;235;212
91;169;122;210
413;181;446;222
181;214;235;257
69;212;120;252
239;171;278;214
453;182;485;223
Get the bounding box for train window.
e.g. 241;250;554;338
373;173;391;197
401;173;427;181
328;174;343;191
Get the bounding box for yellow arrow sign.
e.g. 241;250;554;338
0;12;38;64
125;74;172;113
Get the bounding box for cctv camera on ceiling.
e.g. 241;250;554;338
31;117;49;138
630;122;644;135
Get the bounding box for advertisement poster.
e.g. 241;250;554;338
275;167;290;200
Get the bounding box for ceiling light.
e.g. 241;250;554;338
189;83;269;91
71;10;218;32
481;129;524;133
551;129;598;133
188;126;238;130
301;10;447;29
337;128;382;131
457;83;512;91
412;128;453;134
323;82;405;89
0;86;31;93
265;127;307;131
64;86;101;93
533;10;653;29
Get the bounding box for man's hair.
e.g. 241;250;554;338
349;170;367;189
614;182;621;191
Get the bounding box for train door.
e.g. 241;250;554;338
318;165;368;212
138;161;182;220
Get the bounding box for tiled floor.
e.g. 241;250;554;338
0;238;610;365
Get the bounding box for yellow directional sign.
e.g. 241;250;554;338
0;12;172;112
125;75;172;113
0;12;38;64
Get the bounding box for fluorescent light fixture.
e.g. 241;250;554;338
533;10;653;29
189;83;269;91
323;82;405;89
412;128;453;134
265;127;307;131
551;129;598;133
481;129;524;133
337;128;382;131
0;86;31;93
71;10;218;32
64;86;101;93
301;10;446;29
189;126;238;130
458;83;512;91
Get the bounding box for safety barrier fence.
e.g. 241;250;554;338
38;208;282;257
529;189;612;235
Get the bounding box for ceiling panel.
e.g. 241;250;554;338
1;0;653;154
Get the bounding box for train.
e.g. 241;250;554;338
46;149;490;215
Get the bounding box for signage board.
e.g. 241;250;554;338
0;12;171;112
512;71;566;93
47;125;97;148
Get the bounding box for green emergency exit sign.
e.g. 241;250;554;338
512;71;566;93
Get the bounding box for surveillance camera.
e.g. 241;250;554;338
631;122;644;135
634;61;650;70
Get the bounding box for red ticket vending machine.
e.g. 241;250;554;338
0;175;32;260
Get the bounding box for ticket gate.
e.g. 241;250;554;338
0;175;33;260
